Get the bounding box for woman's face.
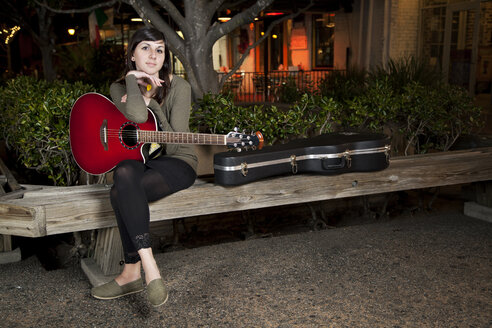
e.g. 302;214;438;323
132;40;165;77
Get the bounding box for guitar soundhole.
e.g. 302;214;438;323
120;123;139;150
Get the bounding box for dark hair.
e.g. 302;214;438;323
119;27;171;104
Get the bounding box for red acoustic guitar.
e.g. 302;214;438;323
69;93;263;175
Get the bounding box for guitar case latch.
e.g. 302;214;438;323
290;155;298;174
240;162;248;176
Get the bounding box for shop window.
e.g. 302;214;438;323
313;13;335;68
421;6;446;69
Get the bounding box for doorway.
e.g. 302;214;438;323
420;0;483;95
442;1;480;94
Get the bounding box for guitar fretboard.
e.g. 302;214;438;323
139;130;227;145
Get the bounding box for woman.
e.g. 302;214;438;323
90;27;198;307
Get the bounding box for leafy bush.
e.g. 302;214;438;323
192;93;340;145
0;76;96;185
0;55;482;187
395;82;482;154
314;56;482;155
193;73;482;155
370;56;443;93
277;76;301;103
341;77;400;131
277;76;314;104
318;66;367;101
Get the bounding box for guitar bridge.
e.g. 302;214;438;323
100;119;108;151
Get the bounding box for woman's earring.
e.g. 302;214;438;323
131;57;135;61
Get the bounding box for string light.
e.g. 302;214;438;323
0;26;21;45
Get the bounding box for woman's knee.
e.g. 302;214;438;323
113;160;143;185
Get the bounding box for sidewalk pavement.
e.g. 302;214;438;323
1;206;491;327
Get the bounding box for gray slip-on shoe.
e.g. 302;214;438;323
91;278;144;300
147;278;169;307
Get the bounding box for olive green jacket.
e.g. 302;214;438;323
110;74;198;172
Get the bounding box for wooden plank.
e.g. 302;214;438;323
1;234;12;252
93;227;123;275
472;181;492;207
21;184;111;199
0;147;492;237
0;157;21;192
148;147;492;220
0;203;45;237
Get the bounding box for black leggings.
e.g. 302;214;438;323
109;156;196;264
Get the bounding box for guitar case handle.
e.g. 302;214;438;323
322;153;351;170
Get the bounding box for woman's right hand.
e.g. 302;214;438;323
126;70;164;88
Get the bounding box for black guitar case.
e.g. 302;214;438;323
213;132;391;186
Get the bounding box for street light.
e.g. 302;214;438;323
68;28;75;36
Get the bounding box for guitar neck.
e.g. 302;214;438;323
139;130;227;145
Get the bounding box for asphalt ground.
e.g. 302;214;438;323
0;204;491;327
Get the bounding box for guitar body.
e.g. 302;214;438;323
70;93;158;175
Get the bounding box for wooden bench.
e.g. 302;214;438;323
1;147;492;285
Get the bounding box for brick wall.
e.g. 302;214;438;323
389;0;420;60
481;2;492;47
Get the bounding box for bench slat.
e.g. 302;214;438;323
1;147;492;237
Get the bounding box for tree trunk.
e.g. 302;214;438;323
39;43;56;81
36;5;56;81
189;45;220;100
126;0;274;100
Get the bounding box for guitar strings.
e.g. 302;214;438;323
101;128;239;139
101;128;231;144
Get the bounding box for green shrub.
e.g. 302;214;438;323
341;77;400;132
0;56;482;187
0;76;96;186
315;56;482;155
370;56;442;93
277;76;314;104
277;76;301;103
396;82;482;154
192;93;340;146
194;76;481;155
318;66;367;101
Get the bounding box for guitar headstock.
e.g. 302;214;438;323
225;129;264;151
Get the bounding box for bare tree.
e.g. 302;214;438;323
38;0;321;99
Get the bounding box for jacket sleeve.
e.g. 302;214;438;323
109;75;149;123
159;78;193;155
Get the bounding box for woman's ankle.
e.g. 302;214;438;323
144;269;161;284
115;262;142;285
138;248;162;284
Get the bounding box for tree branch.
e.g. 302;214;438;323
219;0;252;11
152;0;192;38
129;0;186;60
207;0;227;18
207;0;274;45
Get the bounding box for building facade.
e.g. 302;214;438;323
212;0;490;99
